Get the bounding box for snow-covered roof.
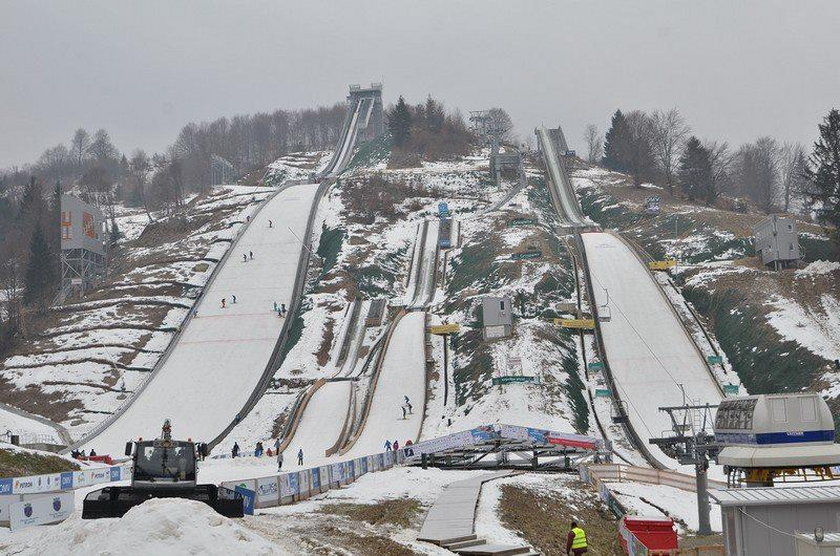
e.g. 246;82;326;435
711;486;840;507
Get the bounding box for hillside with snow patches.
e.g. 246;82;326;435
571;163;840;431
5;139;836;552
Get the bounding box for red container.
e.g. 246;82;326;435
619;515;678;554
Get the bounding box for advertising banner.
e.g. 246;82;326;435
288;472;299;496
311;468;321;491
11;473;63;495
331;463;344;485
298;470;311;497
256;477;279;506
234;486;255;515
9;492;74;531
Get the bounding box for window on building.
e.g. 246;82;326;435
800;397;817;422
771;398;787;423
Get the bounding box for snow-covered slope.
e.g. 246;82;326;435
582;231;723;467
80;183;319;455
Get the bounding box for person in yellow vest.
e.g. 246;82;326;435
566;521;588;555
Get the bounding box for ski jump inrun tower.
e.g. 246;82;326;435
347;83;384;145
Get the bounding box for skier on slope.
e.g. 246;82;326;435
297;448;304;466
249;250;254;260
243;254;247;263
232;295;237;304
232;442;240;458
384;440;392;451
277;450;284;471
221;298;226;309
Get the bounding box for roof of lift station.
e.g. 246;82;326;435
718;443;840;468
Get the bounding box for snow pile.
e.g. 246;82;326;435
0;499;285;556
796;260;840;277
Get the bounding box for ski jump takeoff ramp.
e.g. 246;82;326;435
79;183;319;455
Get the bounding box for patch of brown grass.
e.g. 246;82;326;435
316;318;335;367
319;498;422;528
497;481;621;556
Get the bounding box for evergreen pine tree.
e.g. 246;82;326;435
678;137;715;204
388;96;412;147
24;226;57;308
602;110;631;173
806;109;840;229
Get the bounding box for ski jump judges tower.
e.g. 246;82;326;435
59;194;107;300
347;83;384;144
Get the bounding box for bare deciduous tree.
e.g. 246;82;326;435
584;124;603;163
736;137;781;213
650;108;690;194
70;128;91;167
706;140;734;194
779;142;810;213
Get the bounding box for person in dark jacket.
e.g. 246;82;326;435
566;521;588;555
384;440;392;451
232;442;240;458
297;448;304;466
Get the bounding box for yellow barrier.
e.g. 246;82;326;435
430;323;460;335
553;318;596;330
648;258;677;271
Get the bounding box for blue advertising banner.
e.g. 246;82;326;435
235;486;255;515
289;472;300;495
0;478;11;495
109;467;121;482
312;468;320;490
60;472;74;490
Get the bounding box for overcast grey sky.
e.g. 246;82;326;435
2;0;839;167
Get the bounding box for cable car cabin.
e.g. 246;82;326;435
714;393;840;486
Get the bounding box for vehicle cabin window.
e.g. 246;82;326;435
500;301;505;311
771;398;787;423
800;397;818;422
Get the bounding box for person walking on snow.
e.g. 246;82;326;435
393;440;399;452
404;395;410;404
232;442;240;458
232;295;237;304
297;448;304;466
249;250;254;260
243;254;247;263
401;405;407;419
221;298;226;309
384;440;392;451
269;220;273;228
273;301;278;312
277;450;284;471
281;303;286;315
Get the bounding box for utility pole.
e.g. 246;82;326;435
649;387;719;536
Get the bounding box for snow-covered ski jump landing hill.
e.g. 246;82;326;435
80;183;319;455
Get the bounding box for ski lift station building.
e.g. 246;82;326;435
712;486;840;556
752;214;800;269
481;296;512;340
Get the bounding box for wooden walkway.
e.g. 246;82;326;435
418;471;537;555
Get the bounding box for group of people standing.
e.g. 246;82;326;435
230;439;304;471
